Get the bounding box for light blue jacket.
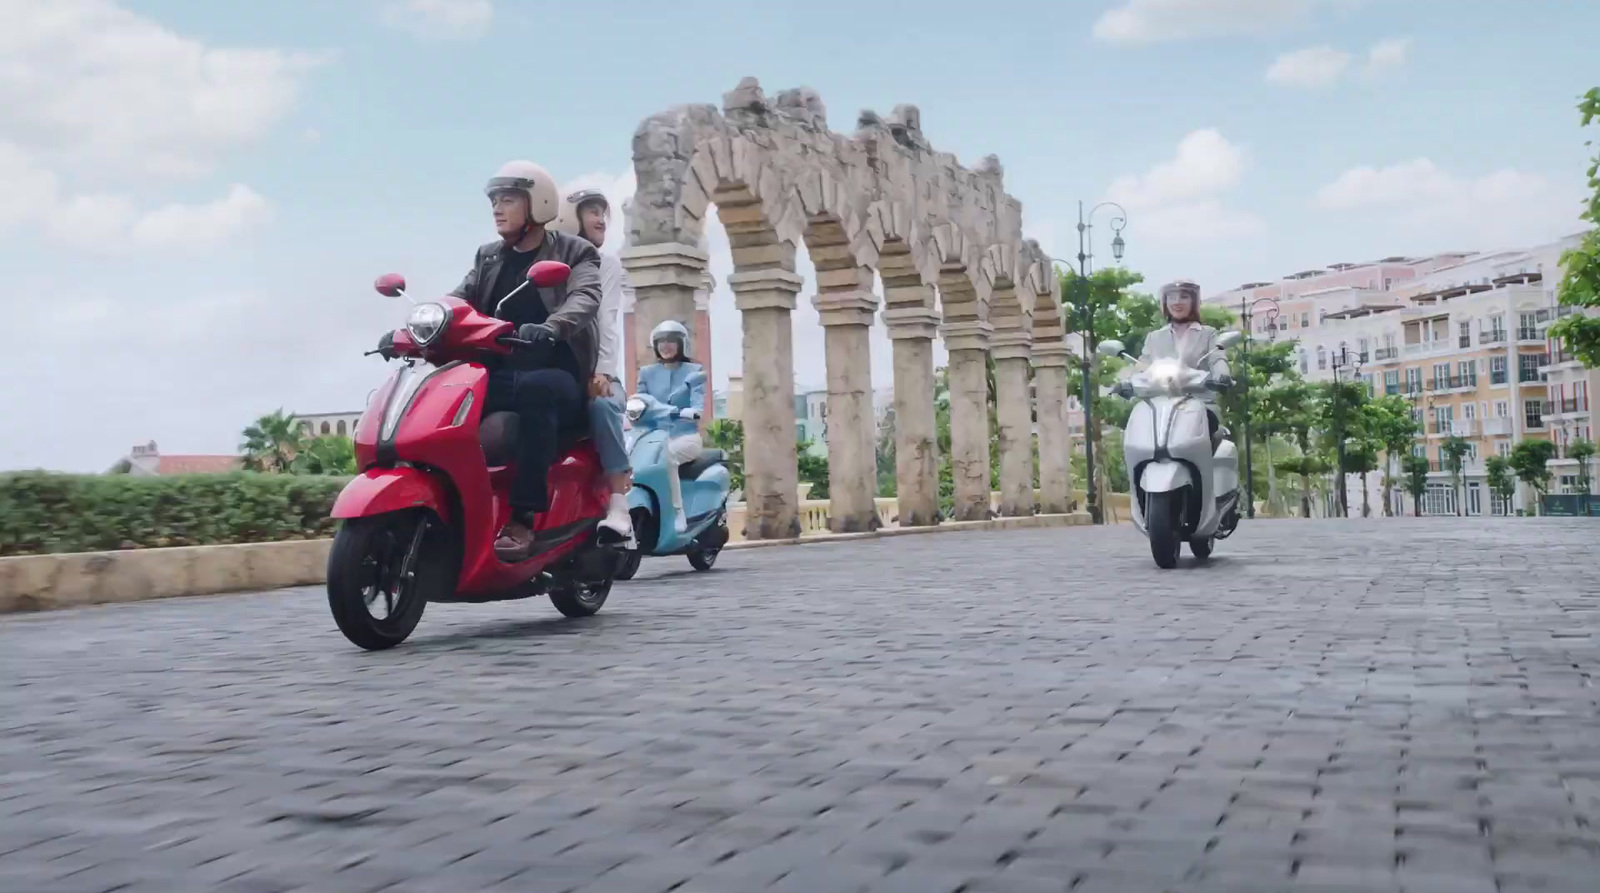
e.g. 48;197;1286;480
636;361;705;439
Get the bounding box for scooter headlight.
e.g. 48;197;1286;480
405;302;449;347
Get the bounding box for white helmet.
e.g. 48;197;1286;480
650;319;690;360
552;187;610;243
485;160;560;232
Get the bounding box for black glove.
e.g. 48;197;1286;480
376;331;398;360
517;323;556;345
1211;373;1235;390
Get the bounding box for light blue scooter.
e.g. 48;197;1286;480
613;372;732;579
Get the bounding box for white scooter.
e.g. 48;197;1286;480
1097;332;1243;569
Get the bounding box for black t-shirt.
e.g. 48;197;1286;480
486;246;579;381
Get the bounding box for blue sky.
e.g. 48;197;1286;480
2;0;1596;471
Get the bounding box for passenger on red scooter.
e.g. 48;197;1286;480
447;160;603;562
552;187;634;544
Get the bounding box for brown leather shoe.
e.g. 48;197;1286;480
493;520;536;563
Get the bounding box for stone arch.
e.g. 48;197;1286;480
623;77;1070;537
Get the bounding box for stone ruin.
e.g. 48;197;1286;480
620;77;1073;539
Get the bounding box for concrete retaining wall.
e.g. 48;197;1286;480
0;513;1090;615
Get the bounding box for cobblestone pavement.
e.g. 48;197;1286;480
3;519;1600;892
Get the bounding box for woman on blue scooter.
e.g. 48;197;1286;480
636;320;705;534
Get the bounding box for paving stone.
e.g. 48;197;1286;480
2;520;1597;891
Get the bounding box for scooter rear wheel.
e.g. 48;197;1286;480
1146;491;1183;570
327;512;441;651
1189;536;1214;560
614;551;643;581
549;577;611;618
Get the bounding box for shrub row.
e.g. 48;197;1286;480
0;472;349;557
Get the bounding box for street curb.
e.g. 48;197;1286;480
723;512;1092;550
0;513;1091;615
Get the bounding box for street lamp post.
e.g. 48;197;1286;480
1237;297;1280;520
1070;200;1127;525
1331;344;1364;518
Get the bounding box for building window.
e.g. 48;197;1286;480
1463;402;1476;420
1317;346;1327;371
336;420;347;436
1458;321;1471;348
1497;441;1511;458
320;422;331;434
1458;360;1477;387
1405;367;1422;393
1432;363;1451;389
1518;353;1544;383
1489;356;1508;385
1524;400;1545;428
1384;370;1400;394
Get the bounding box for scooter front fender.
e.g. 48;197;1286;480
331;468;453;523
1140;461;1193;494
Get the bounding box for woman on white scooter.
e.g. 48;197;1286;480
1140;279;1234;445
636;321;705;534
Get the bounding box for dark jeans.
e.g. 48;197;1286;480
485;368;584;519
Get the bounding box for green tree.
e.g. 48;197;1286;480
239;409;305;474
294;435;357;476
1486;455;1518;516
1259;380;1319;517
1342;438;1382;518
1569;438;1597;494
1216;339;1299;509
1509;439;1559;514
797;451;830;500
875;407;897;497
1315;378;1370;517
1401;453;1432;517
704;420;745;494
1548;88;1600;367
1440;436;1473;517
1362;395;1422;517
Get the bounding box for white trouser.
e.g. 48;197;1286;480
665;433;704;512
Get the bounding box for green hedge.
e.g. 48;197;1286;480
0;472;349;557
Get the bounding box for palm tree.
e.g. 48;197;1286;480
240;409;305;473
1440;435;1472;517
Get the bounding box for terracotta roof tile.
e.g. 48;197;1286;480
155;455;242;475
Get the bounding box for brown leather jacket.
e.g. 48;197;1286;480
447;230;603;379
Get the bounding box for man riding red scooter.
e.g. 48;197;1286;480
325;160;624;651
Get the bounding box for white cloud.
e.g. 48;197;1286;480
1267;37;1410;88
1266;46;1353;87
0;0;325;179
1092;0;1337;43
130;184;273;248
0;144;272;251
381;0;494;40
1361;37;1411;78
1314;158;1583;250
1104;129;1264;249
1107;129;1247;209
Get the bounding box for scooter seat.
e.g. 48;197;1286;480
680;449;726;481
479;411;590;467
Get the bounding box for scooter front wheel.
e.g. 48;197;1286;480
1189;536;1214;560
326;511;443;651
1146;491;1183;570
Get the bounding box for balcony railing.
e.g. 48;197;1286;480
1429;420;1476;437
1490;370;1509;385
1431;375;1477;391
1547;398;1584;415
1481;330;1508;344
1525;416;1546;429
1374;347;1400;361
1481;417;1512;436
1518;328;1546;342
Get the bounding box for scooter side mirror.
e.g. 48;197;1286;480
1216;330;1242;349
527;261;571;288
374;273;406;298
1096;339;1126;358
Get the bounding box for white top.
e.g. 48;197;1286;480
596;252;625;380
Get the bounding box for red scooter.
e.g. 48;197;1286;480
326;261;621;651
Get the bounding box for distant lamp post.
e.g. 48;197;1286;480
1066;200;1129;526
1330;344;1364;518
1237;297;1280;519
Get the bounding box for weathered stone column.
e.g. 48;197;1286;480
1031;343;1075;514
813;289;881;532
729;268;804;540
991;332;1035;516
942;321;993;521
619;243;709;382
882;305;940;526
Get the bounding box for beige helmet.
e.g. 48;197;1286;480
552;187;610;243
485;160;560;230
